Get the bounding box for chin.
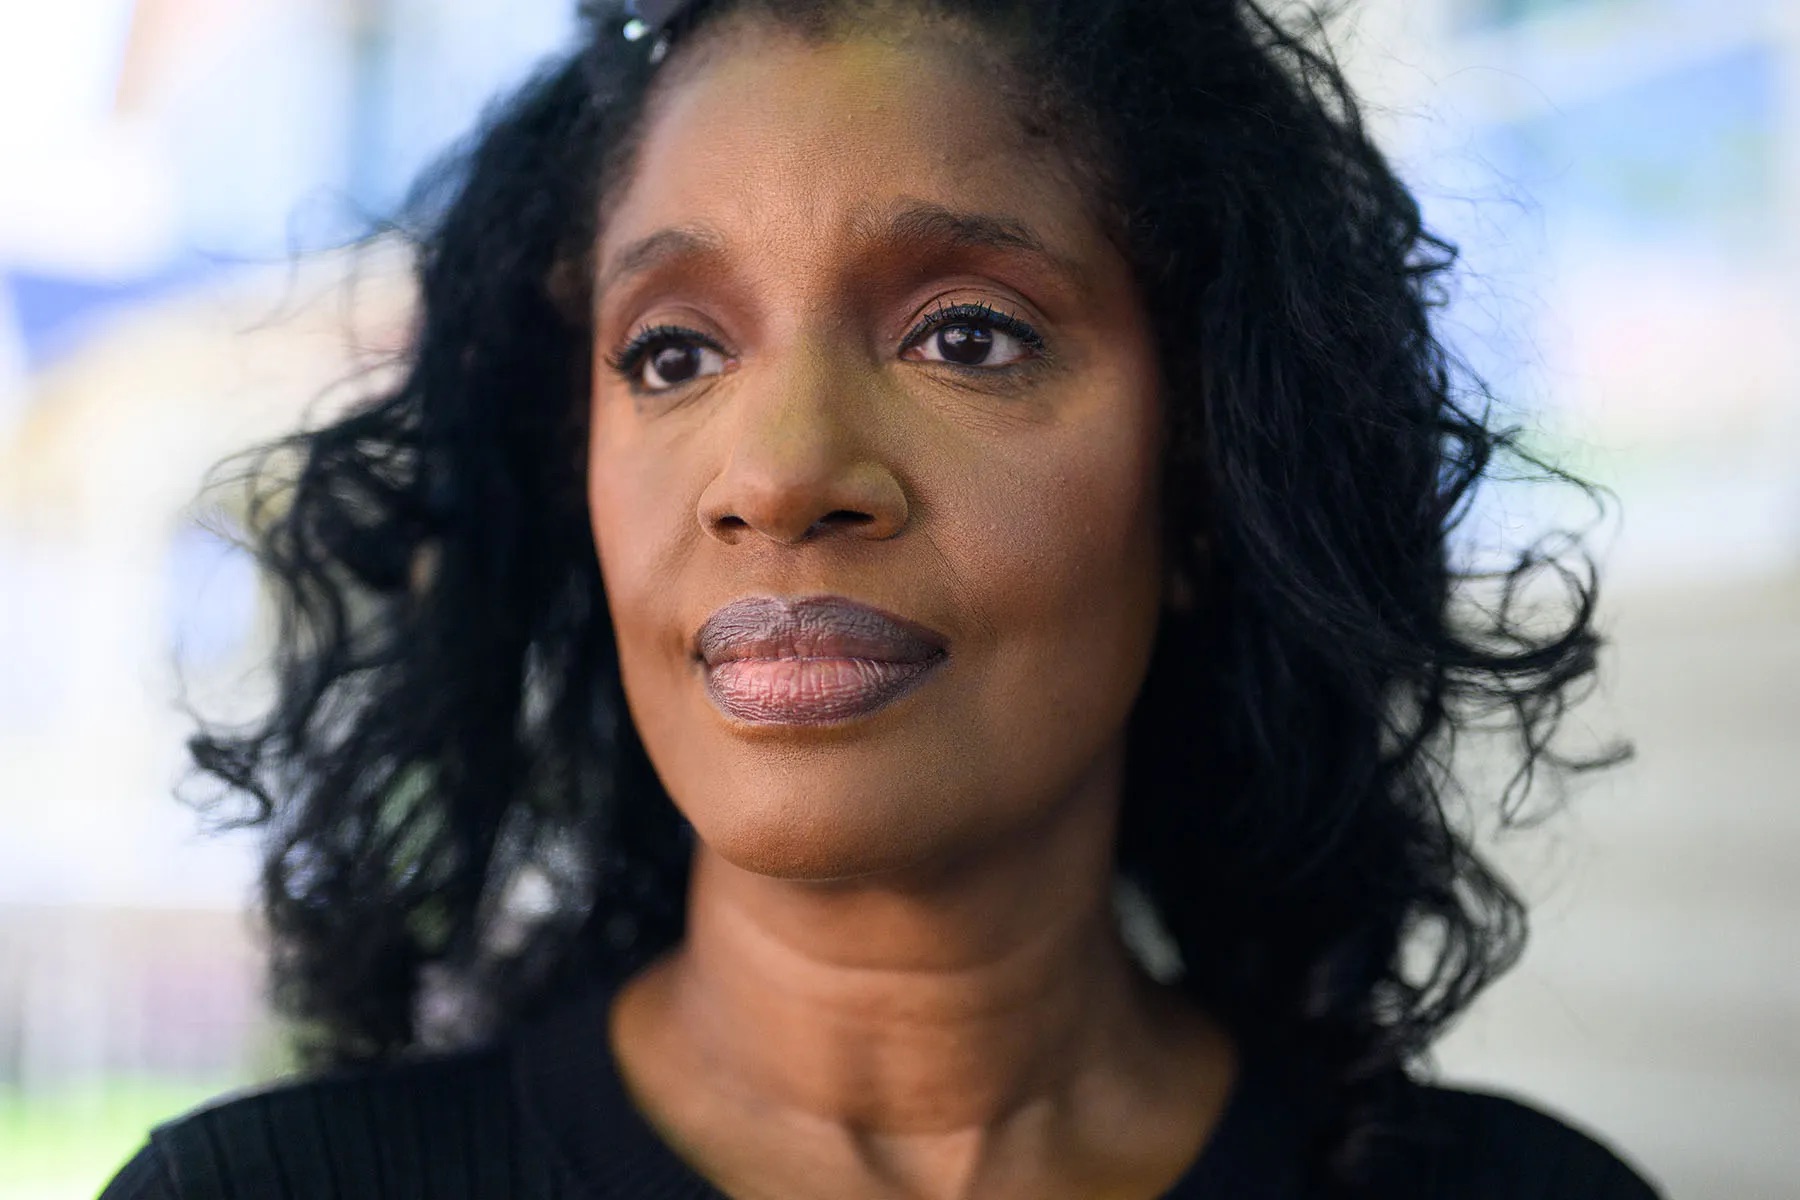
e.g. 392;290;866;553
704;829;921;883
683;781;954;883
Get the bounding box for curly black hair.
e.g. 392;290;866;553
188;0;1619;1190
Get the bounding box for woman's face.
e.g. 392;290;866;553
587;22;1166;881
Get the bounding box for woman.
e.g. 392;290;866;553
102;0;1660;1196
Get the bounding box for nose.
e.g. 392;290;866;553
697;346;909;545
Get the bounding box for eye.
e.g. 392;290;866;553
605;325;731;393
902;302;1045;370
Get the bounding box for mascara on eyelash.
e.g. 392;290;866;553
604;323;723;375
607;303;1047;387
907;301;1045;351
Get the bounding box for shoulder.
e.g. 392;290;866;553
97;1041;564;1200
1375;1079;1664;1200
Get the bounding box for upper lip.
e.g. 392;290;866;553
696;596;949;667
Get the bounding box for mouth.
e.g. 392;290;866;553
695;595;949;726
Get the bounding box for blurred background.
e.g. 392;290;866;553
0;0;1793;1196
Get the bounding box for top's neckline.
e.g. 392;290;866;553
509;971;1314;1200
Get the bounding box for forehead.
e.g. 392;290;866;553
598;26;1106;280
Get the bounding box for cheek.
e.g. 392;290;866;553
930;392;1166;761
586;419;693;666
964;399;1163;644
1017;470;1159;680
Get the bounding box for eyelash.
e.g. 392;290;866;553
903;300;1047;361
602;301;1047;388
602;323;713;381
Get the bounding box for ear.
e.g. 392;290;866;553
1162;558;1201;615
410;540;443;596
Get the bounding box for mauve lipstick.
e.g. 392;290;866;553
696;596;948;725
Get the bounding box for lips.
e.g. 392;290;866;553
696;595;948;725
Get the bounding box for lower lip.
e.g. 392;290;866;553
704;656;943;725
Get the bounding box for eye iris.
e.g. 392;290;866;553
936;324;992;365
649;342;701;384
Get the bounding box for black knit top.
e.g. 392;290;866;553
100;975;1661;1199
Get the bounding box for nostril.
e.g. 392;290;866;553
807;510;875;537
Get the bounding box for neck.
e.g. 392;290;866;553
614;741;1207;1137
605;743;1238;1200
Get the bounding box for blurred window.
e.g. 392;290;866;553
1481;45;1776;254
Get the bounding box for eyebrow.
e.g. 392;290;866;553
595;200;1084;297
596;226;728;297
867;201;1081;282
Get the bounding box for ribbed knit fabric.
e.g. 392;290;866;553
99;974;1662;1199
